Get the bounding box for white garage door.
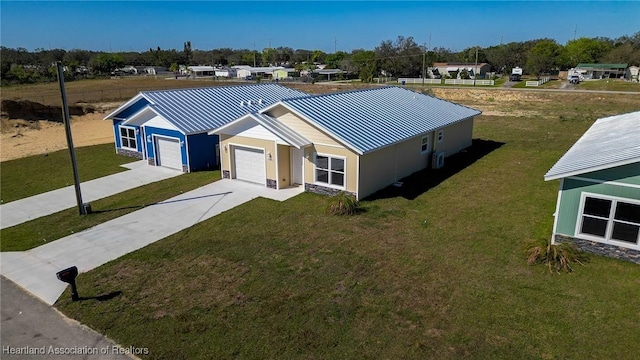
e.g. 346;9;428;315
233;146;265;185
156;137;182;170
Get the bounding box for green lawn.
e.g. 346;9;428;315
577;79;640;92
56;92;640;359
0;171;219;252
1;143;135;203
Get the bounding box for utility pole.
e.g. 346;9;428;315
56;62;88;215
422;43;426;88
574;25;577;40
474;47;478;87
253;41;256;67
500;35;503;45
334;37;337;53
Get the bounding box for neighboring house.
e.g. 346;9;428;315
625;66;639;83
272;68;297;80
544;111;640;264
572;63;627;79
432;62;491;79
215;67;237;78
209;86;481;200
188;66;214;78
104;84;308;172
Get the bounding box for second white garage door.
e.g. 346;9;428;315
233;146;265;185
156;137;182;170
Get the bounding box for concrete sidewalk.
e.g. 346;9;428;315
1;179;303;305
1;161;182;229
1;276;136;360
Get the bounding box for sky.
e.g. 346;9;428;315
1;1;638;53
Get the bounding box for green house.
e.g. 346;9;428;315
545;111;640;263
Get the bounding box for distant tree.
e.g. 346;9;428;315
350;49;377;81
310;50;326;64
526;39;563;78
325;51;348;69
90;53;125;75
261;47;278;66
183;41;193;65
565;37;612;65
375;36;422;77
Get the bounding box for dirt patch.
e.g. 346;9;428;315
1;111;115;162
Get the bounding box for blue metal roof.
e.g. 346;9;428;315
544;111;640;180
112;84;308;134
277;86;481;154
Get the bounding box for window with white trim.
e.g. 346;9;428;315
420;136;429;154
437;130;444;143
315;154;345;187
120;126;137;150
578;195;640;244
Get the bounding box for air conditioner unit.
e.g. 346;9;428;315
432;151;445;169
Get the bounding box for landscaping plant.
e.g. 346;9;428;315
526;238;586;273
326;192;359;215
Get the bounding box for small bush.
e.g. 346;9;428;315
326;192;359;215
525;239;586;273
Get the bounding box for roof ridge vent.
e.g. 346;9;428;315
258;98;263;104
240;100;244;106
247;100;252;106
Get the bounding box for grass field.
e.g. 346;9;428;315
55;92;640;359
0;169;219;252
0;77;370;106
0;143;135;203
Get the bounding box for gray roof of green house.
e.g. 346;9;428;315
544;110;640;181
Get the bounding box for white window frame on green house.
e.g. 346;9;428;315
437;130;444;143
314;153;346;189
420;135;429;154
575;192;640;249
119;125;137;150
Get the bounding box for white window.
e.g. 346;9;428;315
577;194;640;245
420;136;429;154
315;154;345;188
437;130;444;143
120;126;137;150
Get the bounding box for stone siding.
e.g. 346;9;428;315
305;183;356;198
267;179;277;189
147;157;155;166
117;148;143;159
555;235;640;265
222;170;230;179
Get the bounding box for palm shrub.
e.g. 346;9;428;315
326;192;359;215
525;238;586;273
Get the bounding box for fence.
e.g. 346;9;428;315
397;78;442;84
444;79;495;86
525;77;550;87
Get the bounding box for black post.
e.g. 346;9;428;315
56;62;86;215
69;280;79;301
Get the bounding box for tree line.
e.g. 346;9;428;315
2;32;639;85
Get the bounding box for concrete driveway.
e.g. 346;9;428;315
1;179;303;305
1;161;182;229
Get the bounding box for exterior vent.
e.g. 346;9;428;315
432;151;445;169
258;98;263;104
240;101;244;106
247;100;252;106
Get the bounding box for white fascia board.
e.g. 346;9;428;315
103;93;147;120
544;158;640;181
121;106;159;126
207;114;254;135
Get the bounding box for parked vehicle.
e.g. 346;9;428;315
569;75;580;85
